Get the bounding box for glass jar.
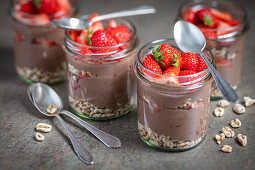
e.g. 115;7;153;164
179;0;249;100
134;39;213;151
64;18;139;120
10;0;78;84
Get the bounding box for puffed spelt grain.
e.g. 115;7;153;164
221;145;232;153
214;107;224;117
238;134;247;146
218;100;230;107
233;104;245;114
36;123;52;133
35;133;45;142
230;119;241;128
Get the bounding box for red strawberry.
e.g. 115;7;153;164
227;19;240;26
196;8;217;28
91;30;118;54
152;44;181;70
217;21;232;35
210;8;232;22
56;0;71;11
20;1;38;14
183;9;199;24
88;13;104;33
162;66;180;84
68;30;79;42
143;55;162;74
107;25;131;44
178;70;200;83
198;25;217;39
33;0;59;15
76;29;90;45
180;52;199;71
196;55;208;72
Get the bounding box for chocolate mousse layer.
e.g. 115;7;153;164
137;78;212;149
11;18;66;83
66;51;136;119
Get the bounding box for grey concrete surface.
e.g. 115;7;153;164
0;0;255;169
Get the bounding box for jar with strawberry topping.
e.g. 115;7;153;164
9;0;78;84
134;39;213;151
179;0;249;100
64;17;139;120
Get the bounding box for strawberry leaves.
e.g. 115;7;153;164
33;0;41;8
152;45;165;66
171;53;181;67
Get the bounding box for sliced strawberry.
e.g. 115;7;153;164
196;8;217;28
107;25;131;44
180;52;199;71
183;9;199;24
198;25;217;39
76;29;89;45
20;1;38;14
68;30;79;42
56;0;71;11
26;14;50;25
152;44;181;70
143;54;162;74
108;19;117;28
162;67;180;84
210;8;232;22
88;13;104;33
227;19;240;26
217;21;232;35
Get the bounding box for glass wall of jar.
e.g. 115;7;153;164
10;0;78;84
134;39;213;151
64;18;139;120
178;0;249;100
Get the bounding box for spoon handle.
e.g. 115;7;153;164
61;110;121;148
55;114;94;164
91;5;156;23
198;52;238;103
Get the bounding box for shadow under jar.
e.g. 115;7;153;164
134;39;213;151
10;0;78;84
64;18;139;120
179;0;249;100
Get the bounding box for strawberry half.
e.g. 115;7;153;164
162;66;180;84
33;0;59;15
210;8;232;22
143;54;162;74
107;25;131;44
183;9;199;24
152;44;181;70
180;52;199;71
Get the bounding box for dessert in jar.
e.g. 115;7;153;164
10;0;78;84
179;0;249;99
134;39;213;151
64;15;139;120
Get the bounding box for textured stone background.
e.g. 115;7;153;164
0;0;255;169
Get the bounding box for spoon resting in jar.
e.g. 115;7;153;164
174;20;238;103
52;5;156;30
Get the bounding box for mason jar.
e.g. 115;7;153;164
10;0;78;84
134;39;213;151
179;0;249;100
64;18;139;120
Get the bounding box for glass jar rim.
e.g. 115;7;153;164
178;0;248;39
135;38;213;87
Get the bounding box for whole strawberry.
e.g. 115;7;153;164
179;70;200;83
196;8;216;28
180;52;199;71
143;55;162;74
183;9;199;24
33;0;59;15
107;25;131;44
20;1;38;14
196;55;208;72
152;44;181;70
91;30;118;54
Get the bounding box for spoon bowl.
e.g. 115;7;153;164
32;83;63;116
174;20;238;103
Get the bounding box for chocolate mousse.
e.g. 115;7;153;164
64;17;139;120
10;0;77;83
179;0;249;98
134;40;213;150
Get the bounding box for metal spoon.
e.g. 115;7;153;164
31;83;93;164
28;83;121;148
52;5;156;30
174;20;238;103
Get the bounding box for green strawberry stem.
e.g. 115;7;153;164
33;0;41;8
203;15;214;26
171;53;180;67
152;45;165;66
85;27;93;46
